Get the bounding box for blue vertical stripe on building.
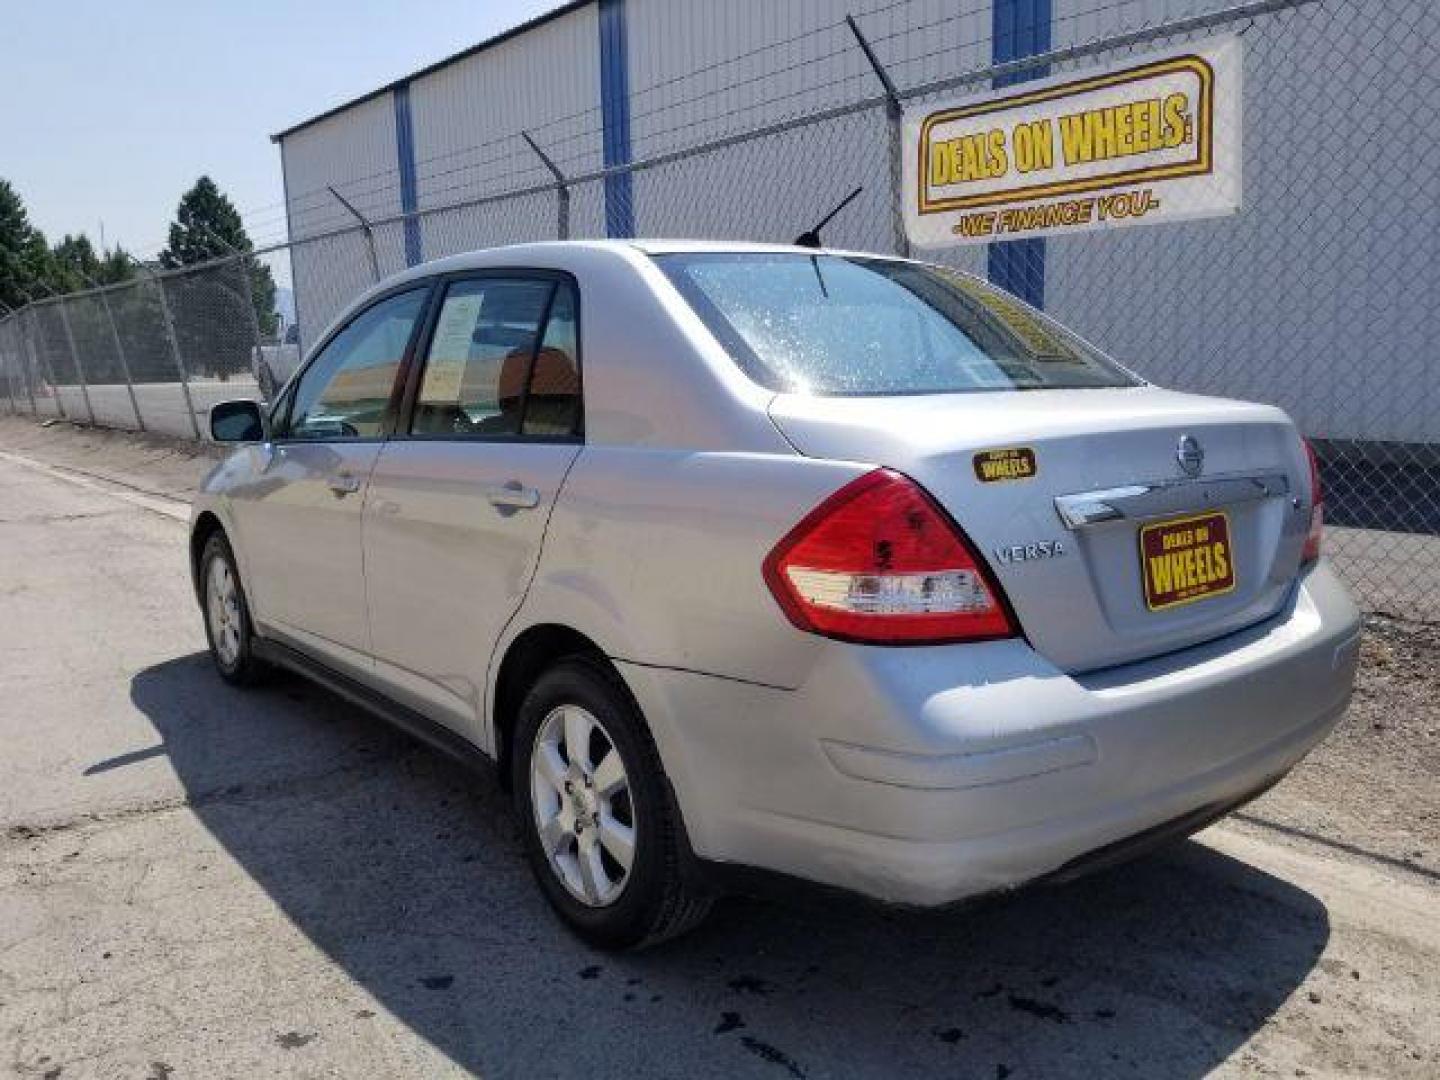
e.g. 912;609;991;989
598;0;634;238
988;0;1051;308
394;83;423;267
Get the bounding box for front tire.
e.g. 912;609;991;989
200;533;265;686
513;656;712;949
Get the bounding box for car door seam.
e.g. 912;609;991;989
481;444;588;743
354;444;387;661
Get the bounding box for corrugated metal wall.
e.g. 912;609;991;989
279;93;404;342
619;0;994;255
274;0;1437;444
409;4;604;254
1043;0;1439;443
276;0;997;296
282;93;403;236
624;0;881;250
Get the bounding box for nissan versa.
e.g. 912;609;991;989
192;241;1360;948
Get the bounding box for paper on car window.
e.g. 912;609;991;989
421;291;484;401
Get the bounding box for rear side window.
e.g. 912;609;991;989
410;278;581;438
286;288;427;439
656;253;1137;395
523;284;581;437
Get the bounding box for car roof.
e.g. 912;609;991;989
383;239;902;281
624;239;874;256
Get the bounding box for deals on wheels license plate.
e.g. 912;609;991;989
1139;511;1236;611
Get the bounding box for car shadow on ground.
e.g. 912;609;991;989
123;653;1329;1079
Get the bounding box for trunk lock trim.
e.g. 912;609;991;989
1053;472;1291;530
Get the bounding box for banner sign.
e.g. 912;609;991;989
903;36;1242;246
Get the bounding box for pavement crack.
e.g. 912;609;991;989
2;752;408;848
0;509;131;524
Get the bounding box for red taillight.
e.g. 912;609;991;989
763;469;1016;644
1302;439;1324;563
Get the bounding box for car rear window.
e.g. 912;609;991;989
655;252;1138;395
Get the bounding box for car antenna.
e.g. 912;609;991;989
794;186;863;249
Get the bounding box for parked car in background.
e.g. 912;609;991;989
193;241;1360;948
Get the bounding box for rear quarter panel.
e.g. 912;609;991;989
502;446;871;690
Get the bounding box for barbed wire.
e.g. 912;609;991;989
273;0;1254;244
235;0;944;225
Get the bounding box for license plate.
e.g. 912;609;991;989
1139;510;1236;611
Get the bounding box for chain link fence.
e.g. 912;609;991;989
0;0;1434;621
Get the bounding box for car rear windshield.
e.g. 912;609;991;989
655;252;1138;395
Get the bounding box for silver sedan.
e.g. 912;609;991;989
192;241;1360;948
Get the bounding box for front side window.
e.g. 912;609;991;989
410;277;581;438
286;288;427;439
656;253;1137;395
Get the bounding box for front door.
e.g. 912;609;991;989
232;286;430;678
363;275;583;736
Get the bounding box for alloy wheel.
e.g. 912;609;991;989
206;556;242;668
529;704;636;907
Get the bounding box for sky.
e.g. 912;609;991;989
5;0;559;262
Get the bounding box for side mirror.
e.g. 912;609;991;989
209;399;267;443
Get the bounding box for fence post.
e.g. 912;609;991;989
5;329;19;414
6;306;38;416
845;14;910;258
94;285;146;432
20;289;70;420
193;227;273;396
55;296;98;425
23;312;67;420
131;259;202;440
18;323;38;415
229;254;272;398
522;131;571;240
0;317;15;415
327;186;381;283
0;306;18;415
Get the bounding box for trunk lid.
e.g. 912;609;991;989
768;386;1313;672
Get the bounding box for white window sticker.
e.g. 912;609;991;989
422;292;485;402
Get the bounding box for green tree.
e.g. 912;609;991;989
49;234;133;290
160;176;277;338
49;233;103;292
97;246;134;285
0;178;55;310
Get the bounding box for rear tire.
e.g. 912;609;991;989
512;656;713;949
200;532;265;686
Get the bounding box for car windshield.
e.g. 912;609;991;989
655;252;1139;395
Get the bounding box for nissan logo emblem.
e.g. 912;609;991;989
1176;434;1204;477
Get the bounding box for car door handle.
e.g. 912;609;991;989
327;472;362;496
485;482;541;510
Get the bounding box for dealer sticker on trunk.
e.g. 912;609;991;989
974;446;1037;483
1139;510;1236;611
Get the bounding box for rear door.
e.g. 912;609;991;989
231;285;431;678
363;273;583;733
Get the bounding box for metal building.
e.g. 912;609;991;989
272;0;1438;457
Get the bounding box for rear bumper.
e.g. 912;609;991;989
619;560;1360;906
